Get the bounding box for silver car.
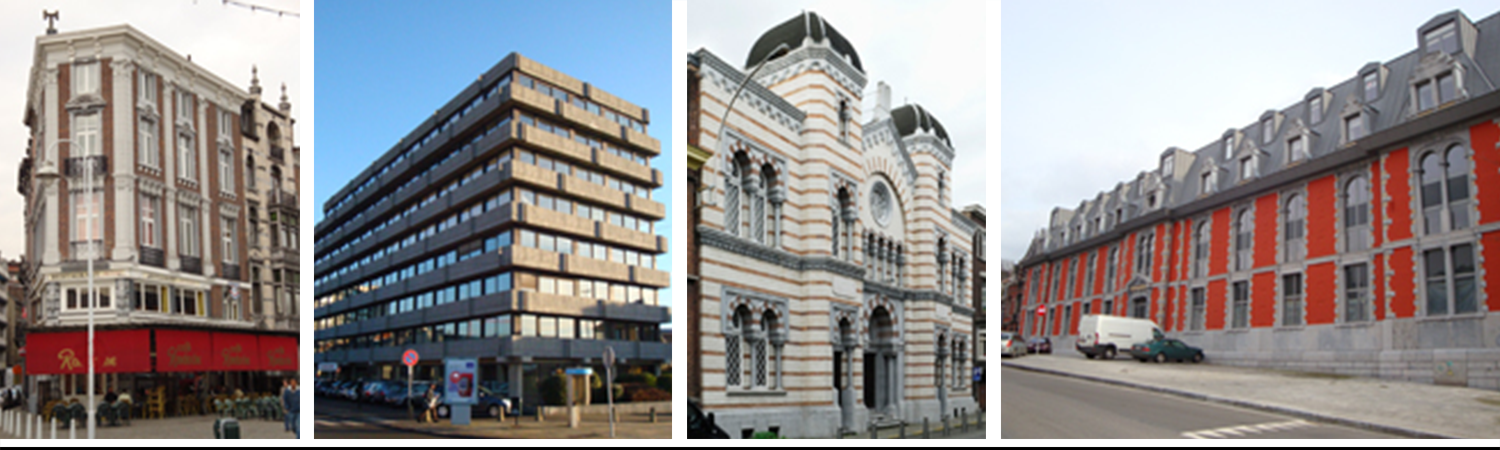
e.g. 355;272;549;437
1000;332;1026;357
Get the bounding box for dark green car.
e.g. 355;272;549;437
1129;338;1205;363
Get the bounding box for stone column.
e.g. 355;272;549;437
767;185;784;248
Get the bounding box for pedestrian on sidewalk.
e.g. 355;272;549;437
422;384;439;424
280;379;293;432
284;379;300;439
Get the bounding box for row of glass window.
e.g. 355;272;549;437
325;69;649;230
315;314;661;354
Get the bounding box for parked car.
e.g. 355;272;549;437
359;381;389;403
1076;315;1163;360
688;400;729;439
338;381;362;401
385;382;415;407
434;384;513;418
1000;332;1026;358
1130;338;1205;363
1026;337;1052;354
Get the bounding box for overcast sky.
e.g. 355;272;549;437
999;0;1500;263
686;0;988;211
0;0;300;261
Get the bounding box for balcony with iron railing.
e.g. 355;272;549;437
139;246;165;268
180;255;202;275
64;155;107;178
221;262;241;281
69;240;103;261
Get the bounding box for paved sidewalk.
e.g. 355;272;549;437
0;412;296;439
833;413;986;439
315;409;672;439
1001;354;1500;439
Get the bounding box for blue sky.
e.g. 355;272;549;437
313;0;674;308
999;0;1500;263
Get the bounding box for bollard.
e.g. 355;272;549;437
537;408;544;422
869;422;876;439
51;418;57;439
962;409;967;433
69;417;75;439
923;417;929;439
944;415;950;437
649;407;657;423
899;421;906;439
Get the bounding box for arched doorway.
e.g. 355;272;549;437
865;306;899;419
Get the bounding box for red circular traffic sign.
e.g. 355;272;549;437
403;349;419;367
1038;305;1047;315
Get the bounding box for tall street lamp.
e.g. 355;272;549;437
704;42;791;207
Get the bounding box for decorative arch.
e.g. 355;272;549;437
721;287;789;391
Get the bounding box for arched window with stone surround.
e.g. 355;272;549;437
760;309;784;389
1283;194;1306;262
1344;176;1371;252
761;163;782;247
725;155;745;236
725;306;749;387
835;187;855;261
1419;145;1471;235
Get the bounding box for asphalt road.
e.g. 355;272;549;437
1000;366;1403;439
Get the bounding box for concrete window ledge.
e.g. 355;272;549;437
1272;325;1306;332
1413;313;1485;323
725;390;788;397
1334;321;1376;330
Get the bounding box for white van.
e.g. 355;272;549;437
1075;314;1164;360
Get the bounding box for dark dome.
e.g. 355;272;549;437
746;11;863;72
891;104;951;147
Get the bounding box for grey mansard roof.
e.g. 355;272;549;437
747;11;863;72
1022;8;1500;265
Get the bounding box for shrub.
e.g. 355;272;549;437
628;387;671;402
538;375;566;406
751;431;786;439
654;372;684;393
615;372;657;387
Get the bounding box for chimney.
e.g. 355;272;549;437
875;81;892;119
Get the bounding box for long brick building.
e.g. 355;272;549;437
1016;9;1500;390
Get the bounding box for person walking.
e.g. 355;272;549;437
422;384;439;423
280;380;293;432
283;379;300;438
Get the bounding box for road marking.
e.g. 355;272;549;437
1181;420;1310;439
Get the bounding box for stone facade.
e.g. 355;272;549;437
690;11;978;438
1016;10;1500;392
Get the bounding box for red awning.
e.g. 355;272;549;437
24;330;151;374
213;332;261;371
258;336;298;371
156;329;214;372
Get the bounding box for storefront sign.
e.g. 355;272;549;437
213;332;261;371
24;330;150;374
156;329;213;372
259;336;298;371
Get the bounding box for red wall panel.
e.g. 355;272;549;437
1211;208;1231;276
1473;121;1500;225
1123;232;1137;283
1153;223;1167;282
1307;175;1337;258
1206;280;1226;330
1386;148;1413;242
1306;262;1337;325
1254;193;1279;268
1370;161;1384;248
1373;253;1386;321
1252;271;1277;328
1486;231;1500;312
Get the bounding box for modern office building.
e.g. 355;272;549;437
312;53;670;401
689;11;979;438
17;24;300;401
1017;9;1500;391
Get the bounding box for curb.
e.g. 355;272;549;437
315;412;504;439
1000;361;1458;439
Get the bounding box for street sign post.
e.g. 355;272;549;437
603;347;616;438
404;350;419;422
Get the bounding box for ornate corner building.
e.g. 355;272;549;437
313;53;670;397
17;25;300;395
688;12;979;438
1017;10;1500;391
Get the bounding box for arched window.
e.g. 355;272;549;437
245;155;257;190
725;306;749;387
1344;176;1371;252
1419;147;1470;235
1235;209;1253;271
761;164;780;246
1283;194;1306;262
724;157;743;236
838;99;850;140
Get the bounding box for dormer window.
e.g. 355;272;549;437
1223;138;1234;160
1201;170;1216;195
1161;154;1174;177
1363;72;1380;102
1115;208;1123;225
1261;118;1274;143
1424;21;1458;54
1345;113;1367;141
1147;192;1158;209
1309;96;1323;124
1094;217;1103;234
1417;72;1460;112
1288;136;1307;163
1240;156;1255;181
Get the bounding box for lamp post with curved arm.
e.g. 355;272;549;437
703;43;790;208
